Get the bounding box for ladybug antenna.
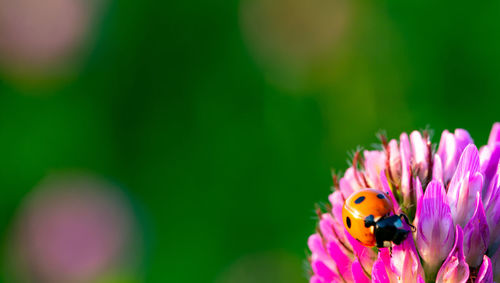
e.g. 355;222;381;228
400;214;416;232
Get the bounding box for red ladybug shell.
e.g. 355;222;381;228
342;188;393;247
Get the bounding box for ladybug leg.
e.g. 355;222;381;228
376;238;385;248
399;213;416;232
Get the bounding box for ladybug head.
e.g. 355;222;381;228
367;214;411;248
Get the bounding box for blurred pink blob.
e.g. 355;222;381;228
240;0;350;89
9;173;140;282
0;0;95;73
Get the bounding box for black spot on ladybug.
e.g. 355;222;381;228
346;217;351;228
377;194;385;199
354;196;365;204
356;238;361;243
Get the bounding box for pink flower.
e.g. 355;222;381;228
308;123;500;282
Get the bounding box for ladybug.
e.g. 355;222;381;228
342;188;413;248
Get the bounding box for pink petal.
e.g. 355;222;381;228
380;170;400;214
376;248;398;283
371;255;390;283
363;150;386;191
437;130;454;183
437;129;473;184
436;225;469;283
410;131;429;182
346;230;376;273
448;144;480;196
339;167;361;197
484;173;500;253
413;177;424;228
447;145;483;227
328;191;351;251
483;171;499;209
310;275;324;283
480;143;500;193
388;139;401;184
391;232;424;283
490;245;500;283
488;122;500;147
475;255;493;283
319;213;353;258
415;177;423;211
311;260;340;282
400;132;412;206
433;154;444;184
308;234;332;268
455;129;474;153
352;257;370;283
327;240;354;282
463;192;489;268
416;180;455;270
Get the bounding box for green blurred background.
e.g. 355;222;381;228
0;0;500;282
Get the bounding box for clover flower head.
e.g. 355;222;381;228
308;123;500;282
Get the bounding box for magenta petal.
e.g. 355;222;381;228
415;177;423;210
388;139;401;184
483;172;499;209
416;180;455;269
488;122;500;146
311;260;340;282
449;144;480;192
480;143;500;192
436;225;469;283
318;213;336;242
377;248;398;283
455;129;474;153
490;245;500;282
433;154;444;183
463;192;490;267
484;174;500;253
475;255;493;283
346;230;376;272
438;129;473;184
351;258;370;283
327;240;354;282
400;132;412;206
319;213;352;257
329;191;344;221
327;192;351;251
413;177;424;228
437;129;453;182
363;150;386;190
390;233;424;283
310;275;324;283
339;167;361;197
308;234;328;259
410;130;429;181
447;145;483;227
371;256;390;283
309;233;336;273
371;260;388;283
380;170;399;214
309;275;322;283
